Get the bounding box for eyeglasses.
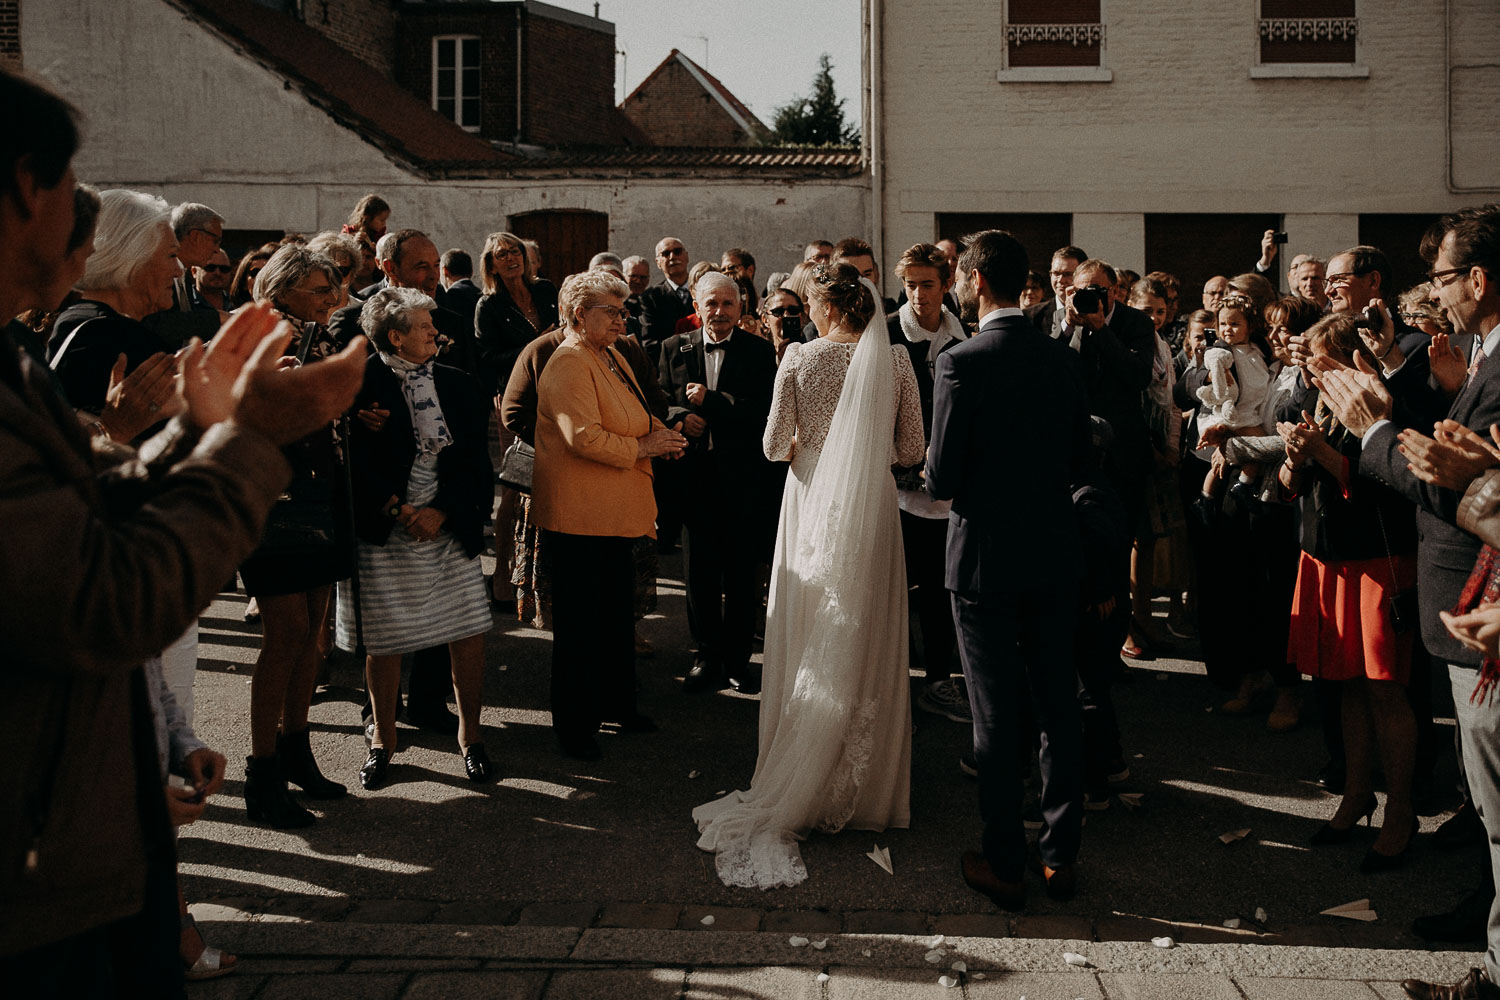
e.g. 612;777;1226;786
190;227;223;247
767;306;802;318
586;305;630;320
1049;269;1074;280
1428;265;1470;287
200;264;231;274
1323;269;1372;289
490;246;524;261
291;283;338;297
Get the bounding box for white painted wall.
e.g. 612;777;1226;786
876;0;1499;275
22;0;866;279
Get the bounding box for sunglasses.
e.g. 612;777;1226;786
768;306;802;318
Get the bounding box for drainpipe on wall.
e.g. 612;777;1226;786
865;0;884;271
514;6;524;148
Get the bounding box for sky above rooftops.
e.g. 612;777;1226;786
540;0;862;127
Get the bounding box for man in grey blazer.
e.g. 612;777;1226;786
1316;205;1500;1000
927;229;1092;911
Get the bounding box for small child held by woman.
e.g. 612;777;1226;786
1196;293;1277;505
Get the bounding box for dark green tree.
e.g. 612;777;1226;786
770;53;859;146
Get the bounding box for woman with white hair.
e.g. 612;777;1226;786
49;188;181;419
339;287;497;789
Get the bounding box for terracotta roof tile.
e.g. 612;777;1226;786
166;0;515;172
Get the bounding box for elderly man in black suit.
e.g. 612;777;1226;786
1316;207;1500;1000
329;228;480;737
637;236;695;363
657;271;777;694
927;229;1092;912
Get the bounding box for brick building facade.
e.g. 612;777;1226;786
620;50;773;148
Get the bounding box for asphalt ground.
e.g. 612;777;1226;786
180;547;1486;955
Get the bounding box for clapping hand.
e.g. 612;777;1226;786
1277;411;1326;469
1429;333;1467;396
99;351;180;442
1308;353;1393;436
1398;420;1500;491
1355;298;1397;364
1286;334;1314;369
1441;603;1500;660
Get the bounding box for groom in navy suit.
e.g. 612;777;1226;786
926;229;1093;910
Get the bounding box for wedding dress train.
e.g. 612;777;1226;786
692;284;926;889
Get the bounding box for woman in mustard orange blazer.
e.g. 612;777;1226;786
533;270;687;760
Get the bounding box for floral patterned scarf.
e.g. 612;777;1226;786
378;351;453;457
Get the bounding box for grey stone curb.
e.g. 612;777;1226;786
198;921;1482;983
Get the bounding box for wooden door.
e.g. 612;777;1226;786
507;210;610;284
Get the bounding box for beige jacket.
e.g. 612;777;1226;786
0;343;289;956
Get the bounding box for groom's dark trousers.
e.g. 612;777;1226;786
926;310;1093;883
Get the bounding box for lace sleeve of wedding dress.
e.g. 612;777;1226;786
892;347;925;467
763;342;801;462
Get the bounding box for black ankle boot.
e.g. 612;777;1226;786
276;728;347;800
244;755;316;829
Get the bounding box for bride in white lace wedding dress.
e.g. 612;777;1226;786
692;266;926;889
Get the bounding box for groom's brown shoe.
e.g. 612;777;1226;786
961;850;1026;911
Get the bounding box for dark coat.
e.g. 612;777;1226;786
927;314;1092;593
49;300;175;414
656;327;777;465
346;355;494;558
1360;339;1500;665
638;280;694;361
436;278;483;326
474;278;559;395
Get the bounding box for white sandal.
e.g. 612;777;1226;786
182;912;238;981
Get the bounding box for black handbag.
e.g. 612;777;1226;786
497;438;535;493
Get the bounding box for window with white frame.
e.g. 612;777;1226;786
1257;0;1360;70
432;35;481;132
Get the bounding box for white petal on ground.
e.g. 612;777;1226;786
925;949;946;963
789;936;809;947
700;915;715;926
1255;907;1268;923
815;973;830;983
1223;918;1241;929
951;961;967;972
811;939;828;950
1152;936;1174;948
939;975;959;988
1063;951;1091;967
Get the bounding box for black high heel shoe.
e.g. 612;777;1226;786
1360;816;1420;874
1309;793;1377;846
463;744;495;783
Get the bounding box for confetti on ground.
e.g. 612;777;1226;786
687;770;701;779
788;936;809;947
811;939;827;950
1152;936;1174;949
1223;918;1241;929
929;934;946;947
1254;907;1268;923
925;949;946;963
939;975;959;988
951;961;968;972
1063;951;1091;968
973;972;987;980
867;844;893;875
815;973;830;983
1219;828;1251;844
700;915;714;926
861;949;872;957
1321;899;1377;922
1134;753;1145;759
1118;792;1144;810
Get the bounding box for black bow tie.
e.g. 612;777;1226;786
705;339;729;353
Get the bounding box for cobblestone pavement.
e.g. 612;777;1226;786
180;548;1487;995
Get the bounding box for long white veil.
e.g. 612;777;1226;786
794;278;896;622
693;278;904;890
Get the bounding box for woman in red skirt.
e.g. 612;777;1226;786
1280;312;1418;872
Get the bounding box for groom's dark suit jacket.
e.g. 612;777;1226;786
926;313;1092;592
